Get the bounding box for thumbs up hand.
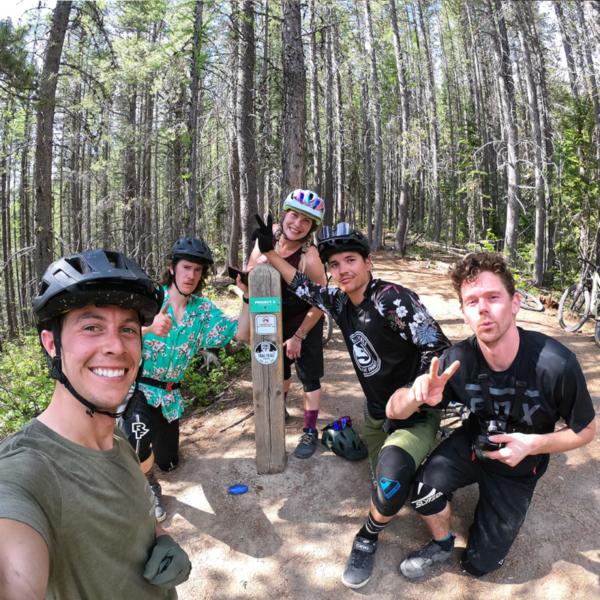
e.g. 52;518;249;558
149;301;173;338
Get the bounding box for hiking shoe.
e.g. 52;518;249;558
341;535;378;588
294;428;318;458
150;482;167;522
400;537;455;580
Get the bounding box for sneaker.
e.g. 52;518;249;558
150;482;167;522
400;537;455;580
294;428;318;458
341;535;378;588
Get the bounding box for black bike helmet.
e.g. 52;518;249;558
33;250;163;420
321;423;368;461
34;250;164;327
171;237;214;266
317;223;371;264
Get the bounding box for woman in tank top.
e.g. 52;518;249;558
247;190;327;459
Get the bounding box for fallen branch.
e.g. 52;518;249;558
219;411;254;433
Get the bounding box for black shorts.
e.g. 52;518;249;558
119;398;180;472
415;425;548;574
282;317;324;384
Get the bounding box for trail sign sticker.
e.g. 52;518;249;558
255;314;277;335
254;341;279;365
250;297;281;313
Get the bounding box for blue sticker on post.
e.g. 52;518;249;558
228;484;249;495
250;297;281;313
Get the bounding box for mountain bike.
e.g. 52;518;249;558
516;288;544;312
558;256;600;347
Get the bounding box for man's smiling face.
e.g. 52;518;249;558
44;304;142;409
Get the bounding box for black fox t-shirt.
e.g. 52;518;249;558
289;272;452;418
436;328;595;474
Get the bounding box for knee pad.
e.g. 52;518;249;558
301;379;321;393
371;446;416;517
120;415;154;461
410;482;449;516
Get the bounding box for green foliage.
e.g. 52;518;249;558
0;19;36;92
0;336;54;438
180;347;250;408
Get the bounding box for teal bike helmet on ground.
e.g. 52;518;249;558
321;423;368;461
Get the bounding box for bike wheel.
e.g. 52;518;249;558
558;285;590;332
322;312;334;346
595;319;600;349
516;289;544;312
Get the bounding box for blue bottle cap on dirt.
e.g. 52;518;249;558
228;484;249;495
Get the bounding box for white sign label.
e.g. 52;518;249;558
255;314;277;335
254;341;279;365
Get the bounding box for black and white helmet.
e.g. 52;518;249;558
317;223;371;264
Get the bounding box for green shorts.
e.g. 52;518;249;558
362;402;441;476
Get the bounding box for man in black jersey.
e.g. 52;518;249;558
252;218;452;588
388;252;596;580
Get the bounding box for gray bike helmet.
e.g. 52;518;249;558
321;423;368;461
171;237;214;266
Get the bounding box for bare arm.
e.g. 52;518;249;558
296;247;326;337
234;275;250;341
486;419;597;467
0;519;49;600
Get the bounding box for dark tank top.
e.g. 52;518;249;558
273;235;311;330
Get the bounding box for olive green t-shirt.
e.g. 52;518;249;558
0;419;177;600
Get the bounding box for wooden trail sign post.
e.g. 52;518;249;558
249;263;286;474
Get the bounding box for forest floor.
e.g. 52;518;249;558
163;249;600;600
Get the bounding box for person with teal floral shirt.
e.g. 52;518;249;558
120;237;250;521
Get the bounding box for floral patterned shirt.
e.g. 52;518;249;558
140;288;238;422
289;272;451;417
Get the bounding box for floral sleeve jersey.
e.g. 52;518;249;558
370;281;451;377
140;288;238;421
289;270;451;378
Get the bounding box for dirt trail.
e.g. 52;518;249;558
164;252;600;600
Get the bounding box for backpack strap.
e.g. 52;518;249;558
475;329;530;423
510;330;530;422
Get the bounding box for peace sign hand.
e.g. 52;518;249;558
251;214;274;254
412;357;460;407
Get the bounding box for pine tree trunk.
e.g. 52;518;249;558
281;1;306;195
487;0;520;263
389;0;411;255
227;9;241;268
324;14;334;227
515;1;545;284
307;1;322;196
237;0;258;266
186;0;203;236
34;0;72;281
363;1;384;249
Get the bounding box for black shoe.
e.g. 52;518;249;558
294;428;318;458
341;535;378;589
400;537;455;580
150;482;167;522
